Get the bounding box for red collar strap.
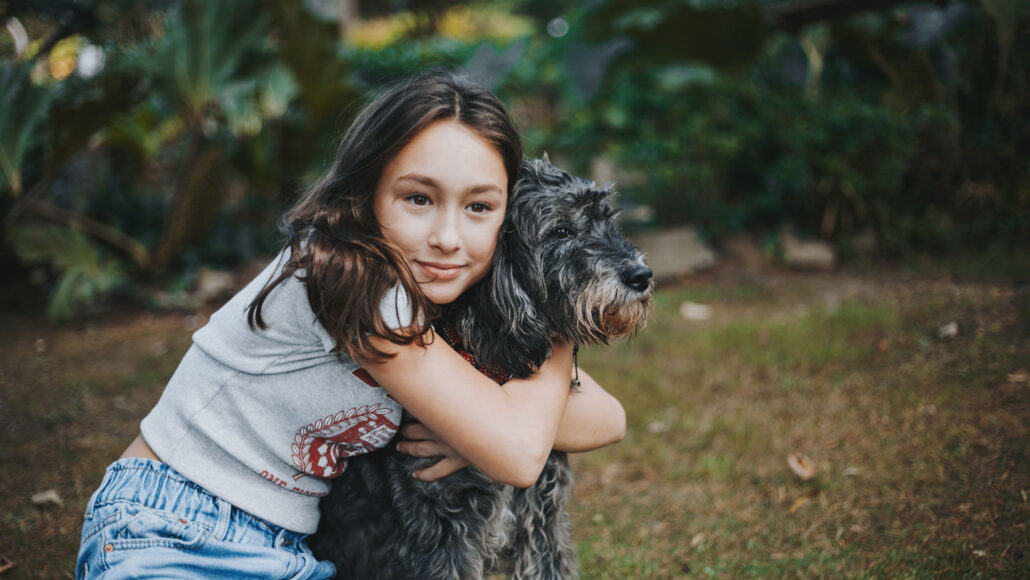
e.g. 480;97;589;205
433;321;513;385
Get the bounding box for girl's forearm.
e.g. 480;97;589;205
363;336;574;487
395;368;624;482
552;368;626;453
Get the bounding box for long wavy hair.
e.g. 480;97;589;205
247;69;523;362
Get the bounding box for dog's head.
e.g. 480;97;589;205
451;156;653;377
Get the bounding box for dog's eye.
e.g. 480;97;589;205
552;226;573;239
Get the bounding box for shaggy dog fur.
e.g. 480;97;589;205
308;157;653;579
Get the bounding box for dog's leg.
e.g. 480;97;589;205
311;450;415;580
505;452;579;580
393;465;509;580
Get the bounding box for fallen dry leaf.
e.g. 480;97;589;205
789;489;820;514
30;489;62;507
788;453;817;481
1007;369;1028;383
679;301;712;321
647;421;668;434
937;321;959;339
0;556;15;575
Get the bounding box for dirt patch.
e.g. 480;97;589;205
0;269;1027;578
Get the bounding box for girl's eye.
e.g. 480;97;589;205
467;202;491;214
552;226;573;239
407;194;430;206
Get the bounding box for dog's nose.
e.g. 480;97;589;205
622;265;652;292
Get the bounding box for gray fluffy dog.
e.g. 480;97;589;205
308;157;653;579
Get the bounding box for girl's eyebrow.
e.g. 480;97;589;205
468;184;505;196
397;173;504;196
397;173;438;188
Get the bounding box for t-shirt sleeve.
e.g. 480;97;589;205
378;283;414;330
312;283;415;353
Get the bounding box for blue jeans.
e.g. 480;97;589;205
76;458;336;579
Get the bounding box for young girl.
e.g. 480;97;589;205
75;69;625;579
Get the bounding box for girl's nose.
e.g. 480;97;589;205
428;215;461;252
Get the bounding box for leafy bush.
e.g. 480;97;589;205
0;61;57;195
503;2;1030;251
2;0;1027;320
512;50;926;241
6;224;126;320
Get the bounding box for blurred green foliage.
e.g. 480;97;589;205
506;1;1030;253
0;61;56;195
6;223;126;319
0;0;1027;318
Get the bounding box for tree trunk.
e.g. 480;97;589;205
150;143;225;272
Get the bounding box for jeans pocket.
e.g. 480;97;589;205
105;505;211;552
81;508;120;544
77;526;108;580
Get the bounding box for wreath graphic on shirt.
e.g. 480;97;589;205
291;402;398;480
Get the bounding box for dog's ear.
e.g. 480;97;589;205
453;158;555;376
457;220;550;377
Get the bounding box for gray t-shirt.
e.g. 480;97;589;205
141;251;411;533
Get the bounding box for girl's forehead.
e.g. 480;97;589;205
382;120;508;191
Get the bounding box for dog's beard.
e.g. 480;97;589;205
600;297;652;338
569;277;653;343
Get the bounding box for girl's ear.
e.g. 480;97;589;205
457;223;550;377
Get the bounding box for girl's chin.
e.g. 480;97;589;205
418;271;488;305
421;284;462;306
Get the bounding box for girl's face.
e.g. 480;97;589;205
374;120;508;305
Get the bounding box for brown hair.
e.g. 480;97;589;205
247;69;523;362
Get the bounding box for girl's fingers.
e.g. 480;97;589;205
413;456;471;481
396;440;450;458
400;421;433;440
397;419;471;479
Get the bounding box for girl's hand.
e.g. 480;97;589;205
396;421;471;481
364;337;574;487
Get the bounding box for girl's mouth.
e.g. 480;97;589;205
417;261;464;281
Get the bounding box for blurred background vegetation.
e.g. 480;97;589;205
1;0;1028;320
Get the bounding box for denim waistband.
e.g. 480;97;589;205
89;458;307;546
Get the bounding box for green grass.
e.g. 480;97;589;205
1;270;1028;578
572;275;1029;578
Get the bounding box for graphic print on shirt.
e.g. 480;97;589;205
291;402;399;480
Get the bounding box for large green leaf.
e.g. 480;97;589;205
0;62;57;195
144;0;272;121
7;223;127;320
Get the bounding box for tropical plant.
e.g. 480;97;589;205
0;62;56;196
136;0;274;271
6;223;126;319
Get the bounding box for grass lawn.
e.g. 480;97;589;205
1;264;1027;578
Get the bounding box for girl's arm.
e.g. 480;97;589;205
362;334;574;488
552;368;626;452
398;368;625;481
